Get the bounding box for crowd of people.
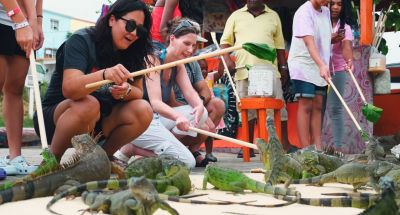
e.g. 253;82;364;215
0;0;355;174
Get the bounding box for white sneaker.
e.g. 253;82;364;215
8;156;38;175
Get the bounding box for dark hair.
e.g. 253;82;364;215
330;0;354;29
93;0;153;72
166;17;199;41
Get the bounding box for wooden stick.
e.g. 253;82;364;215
29;52;49;149
347;68;367;103
210;32;241;104
86;45;243;89
188;127;258;150
328;79;362;131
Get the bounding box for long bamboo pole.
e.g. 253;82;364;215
188;127;258;150
86;45;243;89
210;32;241;104
29;52;48;149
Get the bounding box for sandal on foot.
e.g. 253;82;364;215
192;151;209;167
205;153;218;162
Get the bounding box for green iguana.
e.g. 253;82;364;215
47;176;254;214
0;134;111;204
80;176;179;215
290;161;394;192
257;117;302;186
290;149;345;177
203;164;300;207
123;156;191;196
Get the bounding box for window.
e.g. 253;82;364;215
44;48;57;58
50;19;59;31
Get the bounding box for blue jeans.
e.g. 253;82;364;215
327;72;346;147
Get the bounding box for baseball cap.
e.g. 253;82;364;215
172;19;208;43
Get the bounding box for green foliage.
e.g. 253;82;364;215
242;43;277;62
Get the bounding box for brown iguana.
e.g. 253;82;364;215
256;117;302;187
123;156;191;196
290;160;395;192
0;134;111;204
79;176;179;215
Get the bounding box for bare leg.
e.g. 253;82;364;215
310;95;324;150
1;55;29;159
51;96;100;160
297;98;313;148
101;100;152;157
119;143;156;157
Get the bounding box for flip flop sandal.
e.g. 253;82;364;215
192;151;209;167
205;153;218;162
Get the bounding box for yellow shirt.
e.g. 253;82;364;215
220;5;285;81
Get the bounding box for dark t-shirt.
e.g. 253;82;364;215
173;61;204;104
42;28;98;106
179;0;203;24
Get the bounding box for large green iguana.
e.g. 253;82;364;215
202;164;300;206
289;149;345;177
0;134;111;204
47;176;254;214
256;117;302;187
80;176;179;215
290;161;395;192
123;156;191;196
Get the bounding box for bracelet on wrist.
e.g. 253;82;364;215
102;68;107;80
279;65;288;70
7;7;21;17
13;20;29;30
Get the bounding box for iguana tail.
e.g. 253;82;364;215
46;178;128;215
159;194;296;207
267;195;378;209
291;172;333;185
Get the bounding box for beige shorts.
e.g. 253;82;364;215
236;78;288;122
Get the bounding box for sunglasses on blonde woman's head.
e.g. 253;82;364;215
172;20;198;35
119;17;148;38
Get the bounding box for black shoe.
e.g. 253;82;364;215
192;151;209;167
205;153;218;162
237;149;256;158
286;145;300;154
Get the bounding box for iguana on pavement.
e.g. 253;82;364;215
47;176;251;214
203;164;300;207
80;176;179;215
123;156;191;196
257;117;303;186
0;134;111;204
290;161;394;192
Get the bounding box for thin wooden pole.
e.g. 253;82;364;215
86;45;243;89
29;52;48;148
188;127;258;150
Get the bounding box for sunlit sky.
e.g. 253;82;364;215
44;1;399;64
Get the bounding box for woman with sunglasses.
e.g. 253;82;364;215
33;0;153;161
115;18;209;169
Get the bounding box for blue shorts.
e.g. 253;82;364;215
292;79;327;99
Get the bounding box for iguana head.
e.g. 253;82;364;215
71;134;97;155
129;177;158;203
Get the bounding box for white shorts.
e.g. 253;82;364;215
131;113;196;169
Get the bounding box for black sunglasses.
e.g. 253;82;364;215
119;17;148;38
